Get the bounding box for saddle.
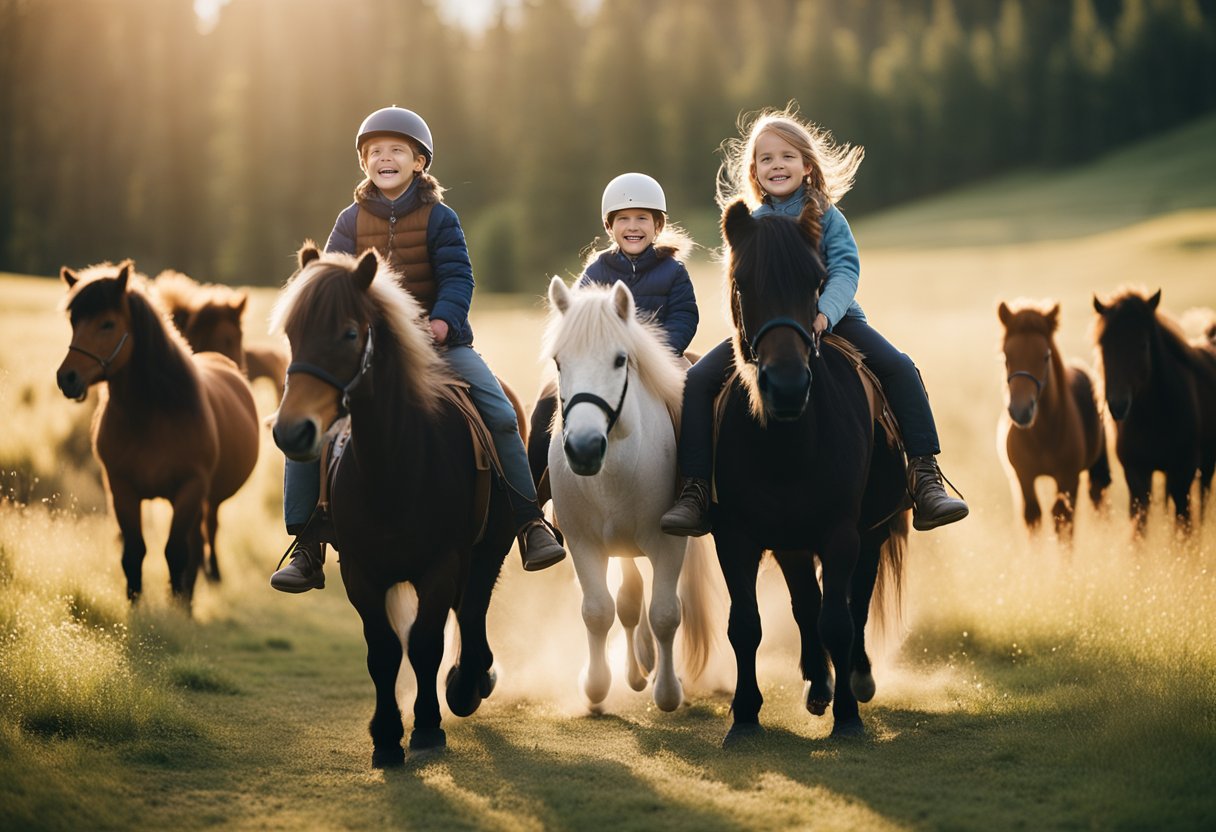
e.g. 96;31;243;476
711;333;905;500
317;380;504;546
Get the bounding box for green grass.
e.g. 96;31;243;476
2;120;1216;830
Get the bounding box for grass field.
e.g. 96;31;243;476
2;117;1215;830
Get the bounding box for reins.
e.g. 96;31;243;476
285;324;375;417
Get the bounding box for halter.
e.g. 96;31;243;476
69;331;130;378
735;286;821;364
561;365;630;435
1006;348;1052;399
285;325;375;417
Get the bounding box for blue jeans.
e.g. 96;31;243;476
675;320;940;481
282;344;538;531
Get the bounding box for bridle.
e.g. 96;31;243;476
285;324;375;417
560;364;630;435
734;285;821;365
68;331;130;379
1006;348;1052;400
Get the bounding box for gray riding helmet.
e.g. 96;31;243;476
355;107;434;169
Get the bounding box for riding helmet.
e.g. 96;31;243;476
601;173;667;224
355;107;434;169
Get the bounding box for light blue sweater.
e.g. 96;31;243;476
751;187;866;330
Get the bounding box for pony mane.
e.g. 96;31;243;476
726;214;826;421
541;284;686;426
64;263;202;412
270;251;451;414
1095;288;1212;374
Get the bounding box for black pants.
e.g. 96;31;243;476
675;320;941;480
528;379;559;492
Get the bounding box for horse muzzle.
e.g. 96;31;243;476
55;364;91;402
563;430;607;476
758;363;812;422
272;416;323;461
1106;395;1131;422
1008;400;1037;428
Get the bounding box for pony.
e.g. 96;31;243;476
998;300;1110;538
541;277;720;713
153;270;289;399
1093;289;1216;532
711;199;909;743
55;262;260;603
270;244;514;766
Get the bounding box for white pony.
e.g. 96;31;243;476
542;277;719;712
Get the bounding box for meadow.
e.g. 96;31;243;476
1;119;1215;830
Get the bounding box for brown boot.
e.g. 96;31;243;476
270;535;326;593
518;518;566;572
907;455;969;531
660;477;712;537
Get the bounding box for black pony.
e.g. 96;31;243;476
271;246;515;766
1094;289;1216;532
711;200;909;742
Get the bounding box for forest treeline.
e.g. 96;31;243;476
1;0;1214;289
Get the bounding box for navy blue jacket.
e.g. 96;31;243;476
576;246;698;355
326;180;476;347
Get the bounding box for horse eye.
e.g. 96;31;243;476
101;320;115;331
344;328;359;341
554;359;561;372
614;353;626;369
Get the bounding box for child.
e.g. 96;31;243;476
527;172;698;487
660;106;968;536
272;106;565;592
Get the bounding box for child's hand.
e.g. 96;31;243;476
430;318;449;345
813;312;829;336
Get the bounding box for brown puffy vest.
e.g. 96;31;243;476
355;202;437;313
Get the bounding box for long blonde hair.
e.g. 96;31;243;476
716;103;864;211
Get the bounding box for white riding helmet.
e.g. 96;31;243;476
601;172;667;223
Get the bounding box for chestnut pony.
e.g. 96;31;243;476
1093;289;1216;533
154;271;289;400
55;262;259;604
711;200;909;743
998;300;1110;537
270;245;514;766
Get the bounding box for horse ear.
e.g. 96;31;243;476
997;301;1012;326
352;250;378;291
1093;295;1107;316
298;241;321;269
233;290;248;317
548;276;571;314
1148;289;1161;311
611;280;634;322
61;267;78;288
115;262;131;291
1046;303;1060;331
721;199;753;248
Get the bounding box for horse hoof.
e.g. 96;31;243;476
408;728;447;751
371;745;405;768
851;670;876;703
803;679;834;716
830;717;865;739
722;722;765;749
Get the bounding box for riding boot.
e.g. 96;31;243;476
270;527;327;593
907;455;969;531
517;517;566;572
660;476;712;537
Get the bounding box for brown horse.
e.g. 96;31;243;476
998;300;1110;538
1094;289;1216;533
270;245;515;766
55;262;260;604
153;270;288;399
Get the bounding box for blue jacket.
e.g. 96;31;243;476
326;179;476;347
576;245;698;355
752;187;866;330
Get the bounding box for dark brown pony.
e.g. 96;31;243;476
154;271;288;399
1093;288;1216;532
998;300;1110;537
55;262;260;603
270;245;514;767
711;200;909;743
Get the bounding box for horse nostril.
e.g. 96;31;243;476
597;437;606;458
758;367;769;392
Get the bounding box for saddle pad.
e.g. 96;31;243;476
710;335;905;501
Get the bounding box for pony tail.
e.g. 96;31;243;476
798;190;825;251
